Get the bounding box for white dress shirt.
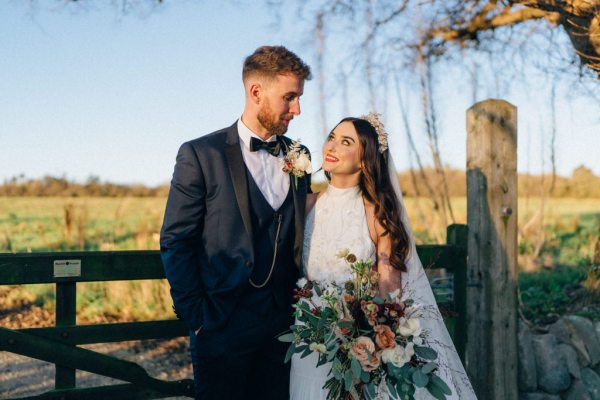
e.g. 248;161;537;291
237;118;290;210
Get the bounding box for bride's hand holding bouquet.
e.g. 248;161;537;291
279;249;452;400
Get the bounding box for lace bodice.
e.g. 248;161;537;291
302;185;376;284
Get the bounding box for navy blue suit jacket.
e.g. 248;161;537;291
160;122;311;332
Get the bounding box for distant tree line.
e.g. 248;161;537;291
338;165;599;199
0;175;169;197
2;165;599;197
397;165;600;198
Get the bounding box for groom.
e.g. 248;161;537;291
160;46;312;399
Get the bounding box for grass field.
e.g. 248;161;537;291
3;196;598;251
1;196;598;326
0;197;166;252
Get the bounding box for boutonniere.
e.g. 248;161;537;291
281;139;312;189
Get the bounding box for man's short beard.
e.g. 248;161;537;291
257;101;287;136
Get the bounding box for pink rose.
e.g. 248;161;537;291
350;336;381;372
374;325;396;350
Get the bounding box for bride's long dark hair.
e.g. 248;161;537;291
327;117;411;272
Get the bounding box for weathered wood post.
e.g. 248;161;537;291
466;99;518;399
56;282;77;389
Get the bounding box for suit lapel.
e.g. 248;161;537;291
224;124;254;247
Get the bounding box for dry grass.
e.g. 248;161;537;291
1;196;599;324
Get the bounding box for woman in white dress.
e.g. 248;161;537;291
289;114;476;399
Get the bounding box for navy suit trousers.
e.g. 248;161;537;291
189;295;293;400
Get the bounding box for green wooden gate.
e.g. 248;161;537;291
0;224;467;399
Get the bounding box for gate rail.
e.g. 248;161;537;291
0;224;467;399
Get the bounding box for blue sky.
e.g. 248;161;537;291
1;1;599;186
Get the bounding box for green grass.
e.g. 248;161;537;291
519;265;593;325
0;197;166;252
518;210;599;325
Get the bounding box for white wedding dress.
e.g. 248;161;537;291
289;184;477;400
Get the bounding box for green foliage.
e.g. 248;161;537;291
517;210;599;326
519;265;590;325
541;212;598;268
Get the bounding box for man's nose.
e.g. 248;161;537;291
290;99;301;115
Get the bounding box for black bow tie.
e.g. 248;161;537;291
250;137;281;157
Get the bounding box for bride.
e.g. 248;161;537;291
289;114;476;399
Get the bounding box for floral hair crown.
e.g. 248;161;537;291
360;112;388;153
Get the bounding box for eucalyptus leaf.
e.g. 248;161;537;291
295;344;308;353
412;369;429;387
333;365;342;380
361;370;370;383
284;344;296;363
332;358;342;380
305;313;320;326
372;296;384;304
344;370;354;391
430;375;452;395
398;383;410;399
327;342;339;352
327;347;339;362
414;345;438;360
325;330;336;343
351;358;362;377
316;354;329;367
317;316;326;330
386;381;399;398
301;346;312;358
300;329;312;338
297;302;311;313
421;361;437;374
365;382;376;399
400;382;413;397
426;381;447;400
277;332;295;342
398;364;413;379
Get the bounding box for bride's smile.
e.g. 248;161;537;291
322;121;362;186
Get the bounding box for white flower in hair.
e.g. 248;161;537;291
360;112;388;153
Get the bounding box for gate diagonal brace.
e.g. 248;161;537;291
0;327;192;395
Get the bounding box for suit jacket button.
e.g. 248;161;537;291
245;261;252;268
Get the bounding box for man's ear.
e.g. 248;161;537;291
249;82;262;105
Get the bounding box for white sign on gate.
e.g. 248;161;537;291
53;260;81;278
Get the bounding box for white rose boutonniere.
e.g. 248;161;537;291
281;140;312;189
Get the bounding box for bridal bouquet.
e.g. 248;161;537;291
279;249;452;400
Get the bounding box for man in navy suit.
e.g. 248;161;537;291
160;46;312;399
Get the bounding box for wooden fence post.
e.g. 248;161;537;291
466;99;518;399
56;281;77;389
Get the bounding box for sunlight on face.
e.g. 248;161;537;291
257;73;304;136
322;121;362;178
